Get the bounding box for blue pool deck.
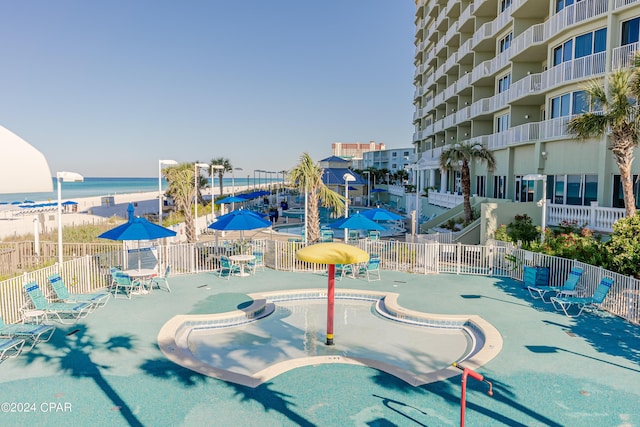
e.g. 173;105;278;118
0;269;639;426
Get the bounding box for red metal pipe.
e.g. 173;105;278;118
453;362;493;427
326;264;335;345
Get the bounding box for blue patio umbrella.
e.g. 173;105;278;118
61;200;78;205
360;207;403;221
215;196;248;205
208;208;271;240
98;203;176;269
328;213;386;231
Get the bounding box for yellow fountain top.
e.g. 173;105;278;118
296;242;369;265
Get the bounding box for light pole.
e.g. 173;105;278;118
363;171;371;207
523;174;547;242
158;159;177;226
57;171;84;265
343;173;356;242
231;167;243;211
210;165;224;217
194;163;209;240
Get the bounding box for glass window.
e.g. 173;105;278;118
566;175;582;205
493;176;506;199
476;176;486;197
612;175;640;208
498;74;511;93
572;91;589;114
499;33;512;53
501;0;512;12
584;175;598;205
554;175;565;204
594;29;606;53
553;46;563;66
496;114;510;132
622;17;640;46
575;33;593;58
563;40;573;62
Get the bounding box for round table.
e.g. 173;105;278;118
124;269;157;294
228;254;256;277
23;309;46;324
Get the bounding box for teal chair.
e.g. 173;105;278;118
550;277;614;317
150;265;172;293
528;267;583;303
47;273;111;310
358;258;381;282
22;282;93;324
0;316;55;351
218;256;240;279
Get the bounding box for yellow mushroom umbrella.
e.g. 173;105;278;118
296;242;369;345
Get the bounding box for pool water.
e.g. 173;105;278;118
187;299;470;378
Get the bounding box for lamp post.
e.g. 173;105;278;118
194;163;209;240
523;174;547;242
158;159;178;226
210;164;224;218
343;173;356;242
363;171;371;207
231;167;243;211
57;171;84;265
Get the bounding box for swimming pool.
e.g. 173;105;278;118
158;289;502;387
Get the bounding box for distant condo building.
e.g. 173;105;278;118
412;0;640;211
332;141;386;161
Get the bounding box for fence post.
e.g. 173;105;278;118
488;244;494;276
456;242;462;275
589;201;598;230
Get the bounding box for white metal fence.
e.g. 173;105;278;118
2;238;638;325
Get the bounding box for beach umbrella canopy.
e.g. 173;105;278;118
328;213;386;231
0;125;53;194
360;208;403;221
370;188;387;193
98;203;176;241
61;200;78;205
98;204;176;269
208;208;271;232
215;196;247;205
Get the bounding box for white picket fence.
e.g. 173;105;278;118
2;238;638;325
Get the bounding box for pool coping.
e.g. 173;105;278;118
157;288;503;388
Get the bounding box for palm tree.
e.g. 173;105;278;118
210;157;232;198
567;66;640;217
164;162;197;242
439;141;496;222
289;153;345;242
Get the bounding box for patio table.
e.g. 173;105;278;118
124;268;157;294
228;254;255;277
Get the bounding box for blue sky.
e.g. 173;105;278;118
0;1;416;178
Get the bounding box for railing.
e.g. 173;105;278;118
427;191;464;208
547;202;625;233
1;238;638;325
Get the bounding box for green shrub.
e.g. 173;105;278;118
506;214;539;248
605;214;640;278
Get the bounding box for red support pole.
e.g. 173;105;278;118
326;264;335;345
453;363;492;427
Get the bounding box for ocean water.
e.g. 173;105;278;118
0;177;277;203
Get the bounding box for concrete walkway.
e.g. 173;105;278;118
0;269;638;426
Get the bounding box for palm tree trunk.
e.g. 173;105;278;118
618;157;637;217
307;188;321;242
461;161;472;222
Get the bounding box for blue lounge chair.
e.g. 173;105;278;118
550;277;614;318
0;337;25;360
335;264;354;281
47;273;111;310
528;267;583;303
218;256;240;279
150;265;171;293
0;316;55;351
22;282;92;324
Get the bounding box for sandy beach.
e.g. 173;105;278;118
0;184;280;240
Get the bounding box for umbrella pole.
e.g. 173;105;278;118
326;264;335;345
